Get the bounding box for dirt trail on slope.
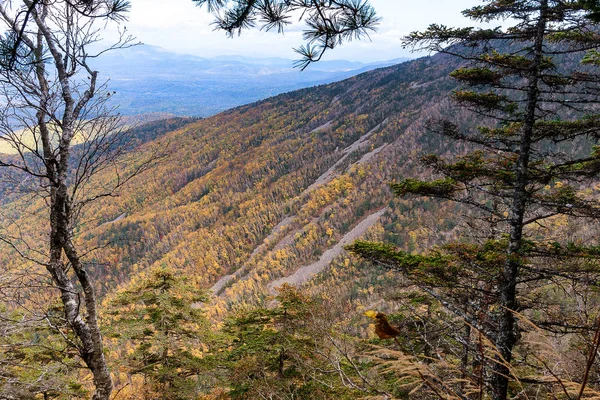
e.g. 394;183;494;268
303;119;388;193
211;119;388;296
352;143;388;167
210;216;295;295
268;207;387;291
310;120;333;133
101;212;127;226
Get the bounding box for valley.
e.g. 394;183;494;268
93;45;409;117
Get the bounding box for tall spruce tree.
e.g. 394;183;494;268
349;1;600;398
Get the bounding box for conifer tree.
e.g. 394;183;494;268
221;285;373;399
105;267;211;400
349;1;600;398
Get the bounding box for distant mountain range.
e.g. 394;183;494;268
90;45;410;117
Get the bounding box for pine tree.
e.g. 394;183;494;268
192;0;380;69
220;284;371;399
349;1;600;398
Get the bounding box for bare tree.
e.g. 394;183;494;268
0;1;158;399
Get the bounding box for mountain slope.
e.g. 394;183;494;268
1;52;466;315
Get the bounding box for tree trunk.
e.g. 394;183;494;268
47;178;113;400
0;1;134;398
490;2;548;398
28;2;114;397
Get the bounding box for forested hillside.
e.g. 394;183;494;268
3;7;600;397
0;49;474;397
92;52;460;302
0;50;462;297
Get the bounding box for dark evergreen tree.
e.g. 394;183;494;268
220;285;374;399
105;267;211;400
349;1;600;398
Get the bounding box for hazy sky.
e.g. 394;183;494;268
119;0;485;62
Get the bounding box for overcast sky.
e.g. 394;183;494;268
118;0;485;62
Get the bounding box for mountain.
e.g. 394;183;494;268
9;51;457;308
90;45;410;117
3;36;599;400
0;49;462;312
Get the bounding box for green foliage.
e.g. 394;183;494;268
450;66;502;85
581;0;600;22
482;51;554;71
193;0;380;69
349;238;513;295
0;303;88;399
220;285;365;399
105;267;211;400
391;177;459;197
452;90;517;113
582;48;600;65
